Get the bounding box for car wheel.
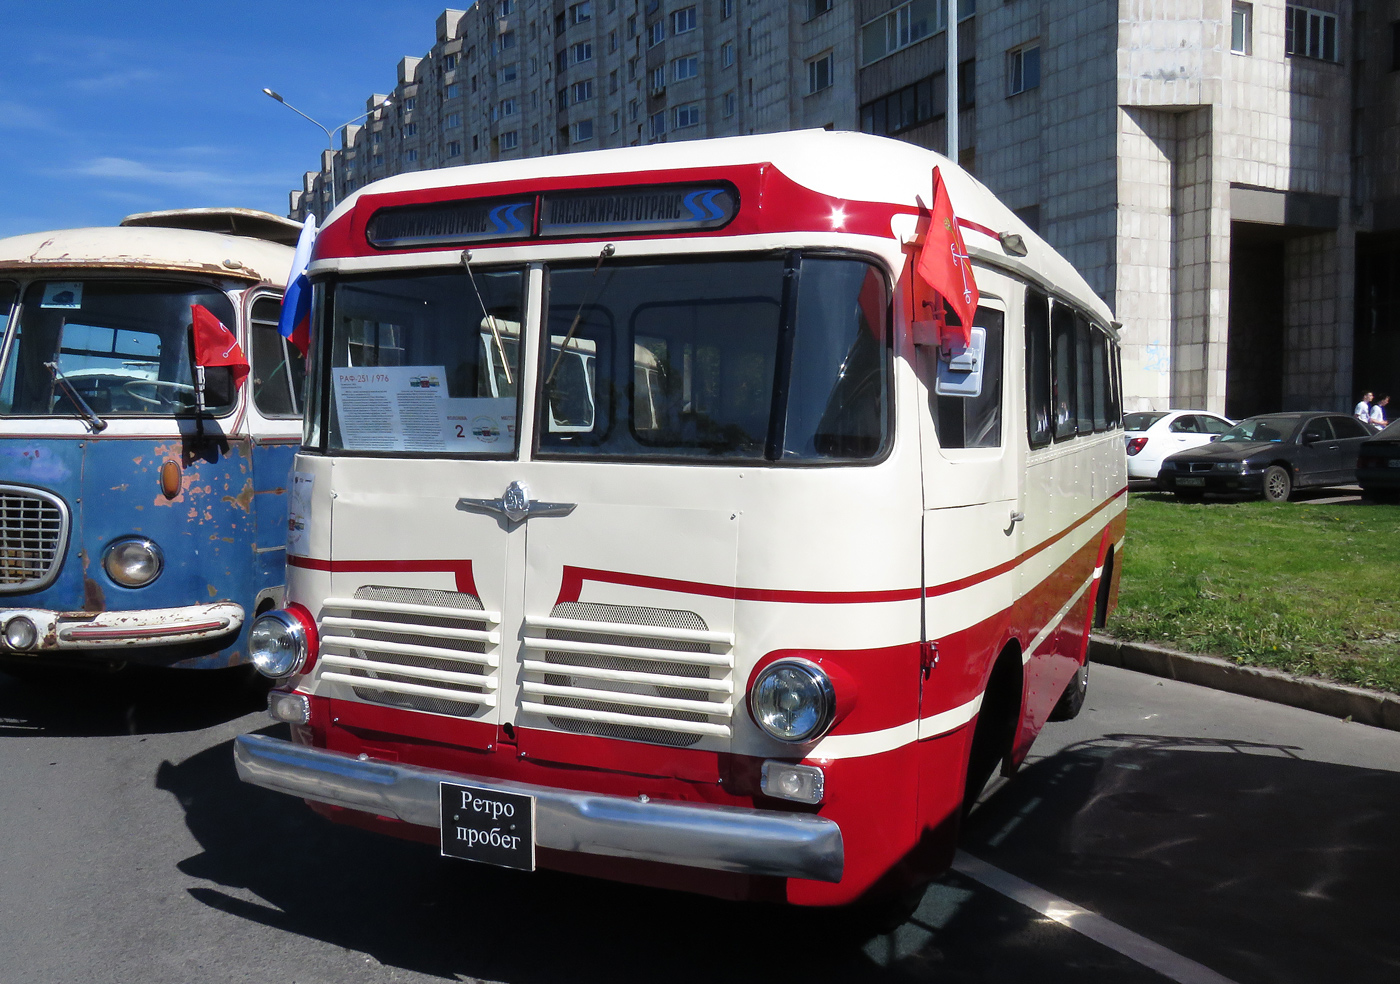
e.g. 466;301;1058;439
1049;660;1089;721
1262;465;1292;502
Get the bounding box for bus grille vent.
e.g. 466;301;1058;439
0;486;68;594
316;586;500;718
521;602;734;748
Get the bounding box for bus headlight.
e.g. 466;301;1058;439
249;609;313;679
750;660;836;743
103;537;163;587
3;616;38;651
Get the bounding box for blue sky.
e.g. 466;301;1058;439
0;0;460;238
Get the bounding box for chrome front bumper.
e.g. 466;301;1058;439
0;602;244;652
234;733;844;883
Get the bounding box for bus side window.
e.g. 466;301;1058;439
1025;289;1051;447
251;296;305;416
1091;325;1109;433
1050;302;1077;441
1074;313;1094;435
933;307;1003;449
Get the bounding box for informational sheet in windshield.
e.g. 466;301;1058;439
331;365;514;453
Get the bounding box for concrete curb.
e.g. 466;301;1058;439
1089;635;1400;732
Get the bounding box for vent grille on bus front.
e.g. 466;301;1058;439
316;586;500;718
0;486;69;595
520;602;734;748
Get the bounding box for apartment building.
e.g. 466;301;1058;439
286;0;1400;417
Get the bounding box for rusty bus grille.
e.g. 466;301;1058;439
0;486;69;594
316;586;500;718
520;602;734;748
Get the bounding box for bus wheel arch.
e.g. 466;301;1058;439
962;641;1023;816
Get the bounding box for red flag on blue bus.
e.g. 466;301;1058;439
190;304;249;388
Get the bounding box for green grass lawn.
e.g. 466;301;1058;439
1109;493;1400;695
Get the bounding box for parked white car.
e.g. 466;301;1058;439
1124;410;1234;481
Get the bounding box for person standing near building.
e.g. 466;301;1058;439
1369;395;1389;428
1355;391;1373;422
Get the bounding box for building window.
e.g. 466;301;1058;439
807;52;833;93
672;6;696;34
859;72;944;136
610;69;619;92
403;97;416;111
557;86;569;107
721;41;734;68
629;98;639;121
1008;44;1040;95
1285;6;1338;62
572;41;593;63
556;50;568;72
572;79;594;102
649;111;666;139
447;140;462;157
573;119;594;142
648;21;665;47
446;82;460;97
498;0;514;15
499;30;516;51
721;0;733;19
447;112;462;128
610;30;618;52
807;0;832;20
406;149;418;162
958;59;976;109
1231;3;1253;55
673;56;699;81
675;103;700;128
569;1;592;25
612;110;620;131
500;63;518;82
860;0;945;67
501;97;517;116
472;134;480;151
501;130;519;150
1392;22;1400;72
404;122;417;136
723;90;736;117
650;66;666;93
373;153;384;166
627;14;637;37
444;53;458;71
372;131;382;144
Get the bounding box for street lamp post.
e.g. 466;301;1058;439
262;88;391;219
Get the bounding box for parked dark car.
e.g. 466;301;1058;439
1157;412;1372;502
1357;420;1400;502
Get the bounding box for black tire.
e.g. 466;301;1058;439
1049;661;1088;721
1262;465;1292;502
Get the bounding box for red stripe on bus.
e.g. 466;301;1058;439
956;217;1000;240
287;556;478;597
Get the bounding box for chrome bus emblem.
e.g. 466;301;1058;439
457;481;577;524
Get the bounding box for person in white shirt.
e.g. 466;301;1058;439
1355;391;1373;422
1369;395;1389;428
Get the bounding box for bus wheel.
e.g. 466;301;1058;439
1049;660;1089;721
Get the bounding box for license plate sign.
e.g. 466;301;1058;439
1389;460;1400;468
1177;477;1205;486
440;782;536;871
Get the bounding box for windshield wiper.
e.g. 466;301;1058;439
546;243;615;386
44;362;107;433
462;249;514;387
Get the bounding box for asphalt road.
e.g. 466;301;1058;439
0;662;1395;984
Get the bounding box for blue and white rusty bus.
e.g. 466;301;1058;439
0;208;303;671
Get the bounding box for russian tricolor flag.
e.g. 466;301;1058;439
277;214;317;353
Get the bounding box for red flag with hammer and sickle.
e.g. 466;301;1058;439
915;166;979;346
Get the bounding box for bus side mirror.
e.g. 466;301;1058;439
196;364;236;408
934;327;986;399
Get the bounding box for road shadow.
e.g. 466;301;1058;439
0;664;268;738
960;733;1400;984
159;732;1169;984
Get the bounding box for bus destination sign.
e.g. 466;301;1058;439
539;184;736;237
367;197;535;249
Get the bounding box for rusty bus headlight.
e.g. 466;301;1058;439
3;616;38;651
102;537;163;587
751;660;836;743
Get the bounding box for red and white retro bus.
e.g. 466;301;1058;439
236;130;1125;910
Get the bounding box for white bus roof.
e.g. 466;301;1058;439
0;223;295;286
329;130;1112;327
119;207;304;247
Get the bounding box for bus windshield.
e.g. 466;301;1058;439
317;254;889;462
0;280;236;417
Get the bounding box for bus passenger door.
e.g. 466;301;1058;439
916;283;1020;738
